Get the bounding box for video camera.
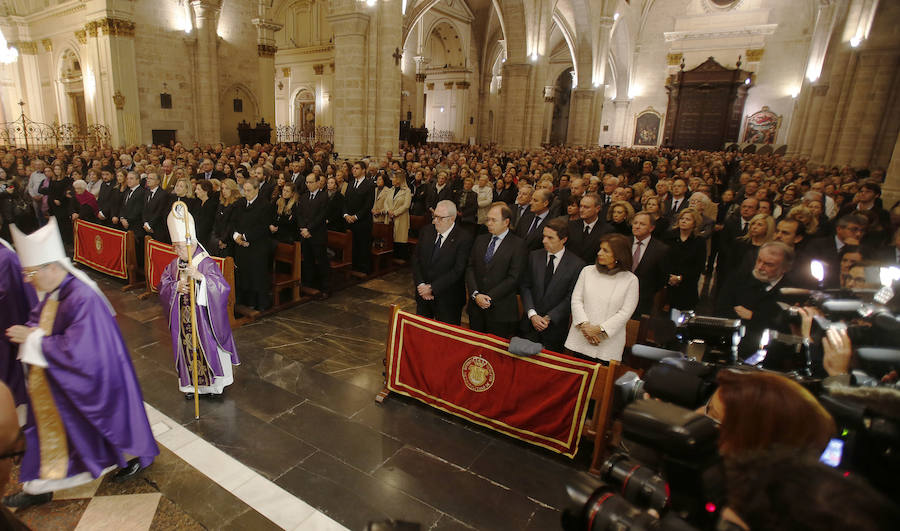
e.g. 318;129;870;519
562;400;729;531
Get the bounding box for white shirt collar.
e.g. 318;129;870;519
438;222;455;240
584;218;598;230
548;247;565;263
492;228;510;243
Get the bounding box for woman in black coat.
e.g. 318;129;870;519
41;164;75;243
191;180;219;247
455;177;478;235
270;182;299;243
209;179;240;257
665;208;708;312
324;177;345;232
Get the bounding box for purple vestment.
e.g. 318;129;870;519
159;249;239;389
0;246;36;407
20;275;158;484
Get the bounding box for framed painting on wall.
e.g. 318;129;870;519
742;106;782;144
633;108;662;146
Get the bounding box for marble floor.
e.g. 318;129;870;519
16;266;594;530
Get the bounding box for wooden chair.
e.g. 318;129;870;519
580;360;639;475
327;230;353;280
371;222;395;275
407;214;429;249
272;241;302;306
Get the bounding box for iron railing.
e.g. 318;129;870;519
0;109;111;150
275;125;334;144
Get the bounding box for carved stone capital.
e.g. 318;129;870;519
41;39;52;52
85;18;136;38
75;29;87;45
313;63;324;75
12;41;38;55
745;48;764;62
666;52;683;66
257;44;278;57
415;73;427;82
444;82;454;89
282;67;291;77
455;81;470;89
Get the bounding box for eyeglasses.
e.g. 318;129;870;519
433;215;453;220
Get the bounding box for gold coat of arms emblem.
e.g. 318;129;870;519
94;235;103;253
461;356;495;392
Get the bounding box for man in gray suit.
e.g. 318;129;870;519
519;218;586;352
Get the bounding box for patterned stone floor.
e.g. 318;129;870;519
7;265;590;530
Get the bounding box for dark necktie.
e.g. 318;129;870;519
528;215;541;235
432;234;442;262
632;240;643;271
583;224;590;237
741;220;748;234
125;189;133;203
544;254;555;290
484;236;499;263
673;199;680;212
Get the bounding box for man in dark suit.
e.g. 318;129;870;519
566;193;610;263
343;161;376;274
297;173;330;298
466;203;527;338
141;173;170;242
519;218;586;352
515;189;552;251
509;185;533;231
716;197;759;281
232;178;274;310
288;160;305;189
117;171;146;232
195;158;225;181
424;171;455;213
630;211;669;318
804;213;866;287
412;200;474;325
95;170;117;226
666;178;691;221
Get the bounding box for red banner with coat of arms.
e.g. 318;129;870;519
145;238;228;292
385;308;600;457
73;220;129;279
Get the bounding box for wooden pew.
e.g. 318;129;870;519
272;241;302;306
370;222;394;275
406;214;430;249
327;230;353;280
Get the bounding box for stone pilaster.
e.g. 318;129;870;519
190;0;222;145
883;131;900;209
84;17;141;145
811;49;855;162
327;8;369;160
373;0;401;159
413;56;427;127
252;8;283;129
499;62;532;150
843;52;895;167
9;41;47;123
610;98;630;146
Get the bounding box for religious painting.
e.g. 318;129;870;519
294;89;316;138
742;106;782;144
633;108;662;146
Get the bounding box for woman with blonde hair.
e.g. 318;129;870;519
665;208;706;311
787;205;819;238
270;182;298;243
384;172;411;260
606;200;635;235
209;178;241;257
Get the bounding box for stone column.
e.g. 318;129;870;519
190;0;222;145
568;88;598;146
327;7;369;161
8;41;46;123
811;49;855;162
373;0;401;159
846;52;895;167
83;18;141;146
611;98;631;146
524;57;549;149
499;63;532;150
252;6;283;130
798;85;827;159
413;56;427;127
542;86;555;144
883;131;900;208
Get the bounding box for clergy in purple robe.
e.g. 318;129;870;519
4;219;158;508
159;205;239;398
0;239;36;421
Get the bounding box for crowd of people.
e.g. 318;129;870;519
1;138;899;528
2;141;898;347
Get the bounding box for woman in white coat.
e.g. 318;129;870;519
565;233;639;362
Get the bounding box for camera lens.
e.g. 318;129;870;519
600;454;670;511
582;487;660;531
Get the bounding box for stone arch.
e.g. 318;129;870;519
55;47;86;127
422;17;468;68
493;0;526;62
220;83;260;145
550;11;579;83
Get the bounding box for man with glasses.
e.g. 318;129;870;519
3;220;158;509
412;200;473;325
806;214;866;288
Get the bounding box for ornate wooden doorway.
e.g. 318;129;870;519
662;57;753;151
